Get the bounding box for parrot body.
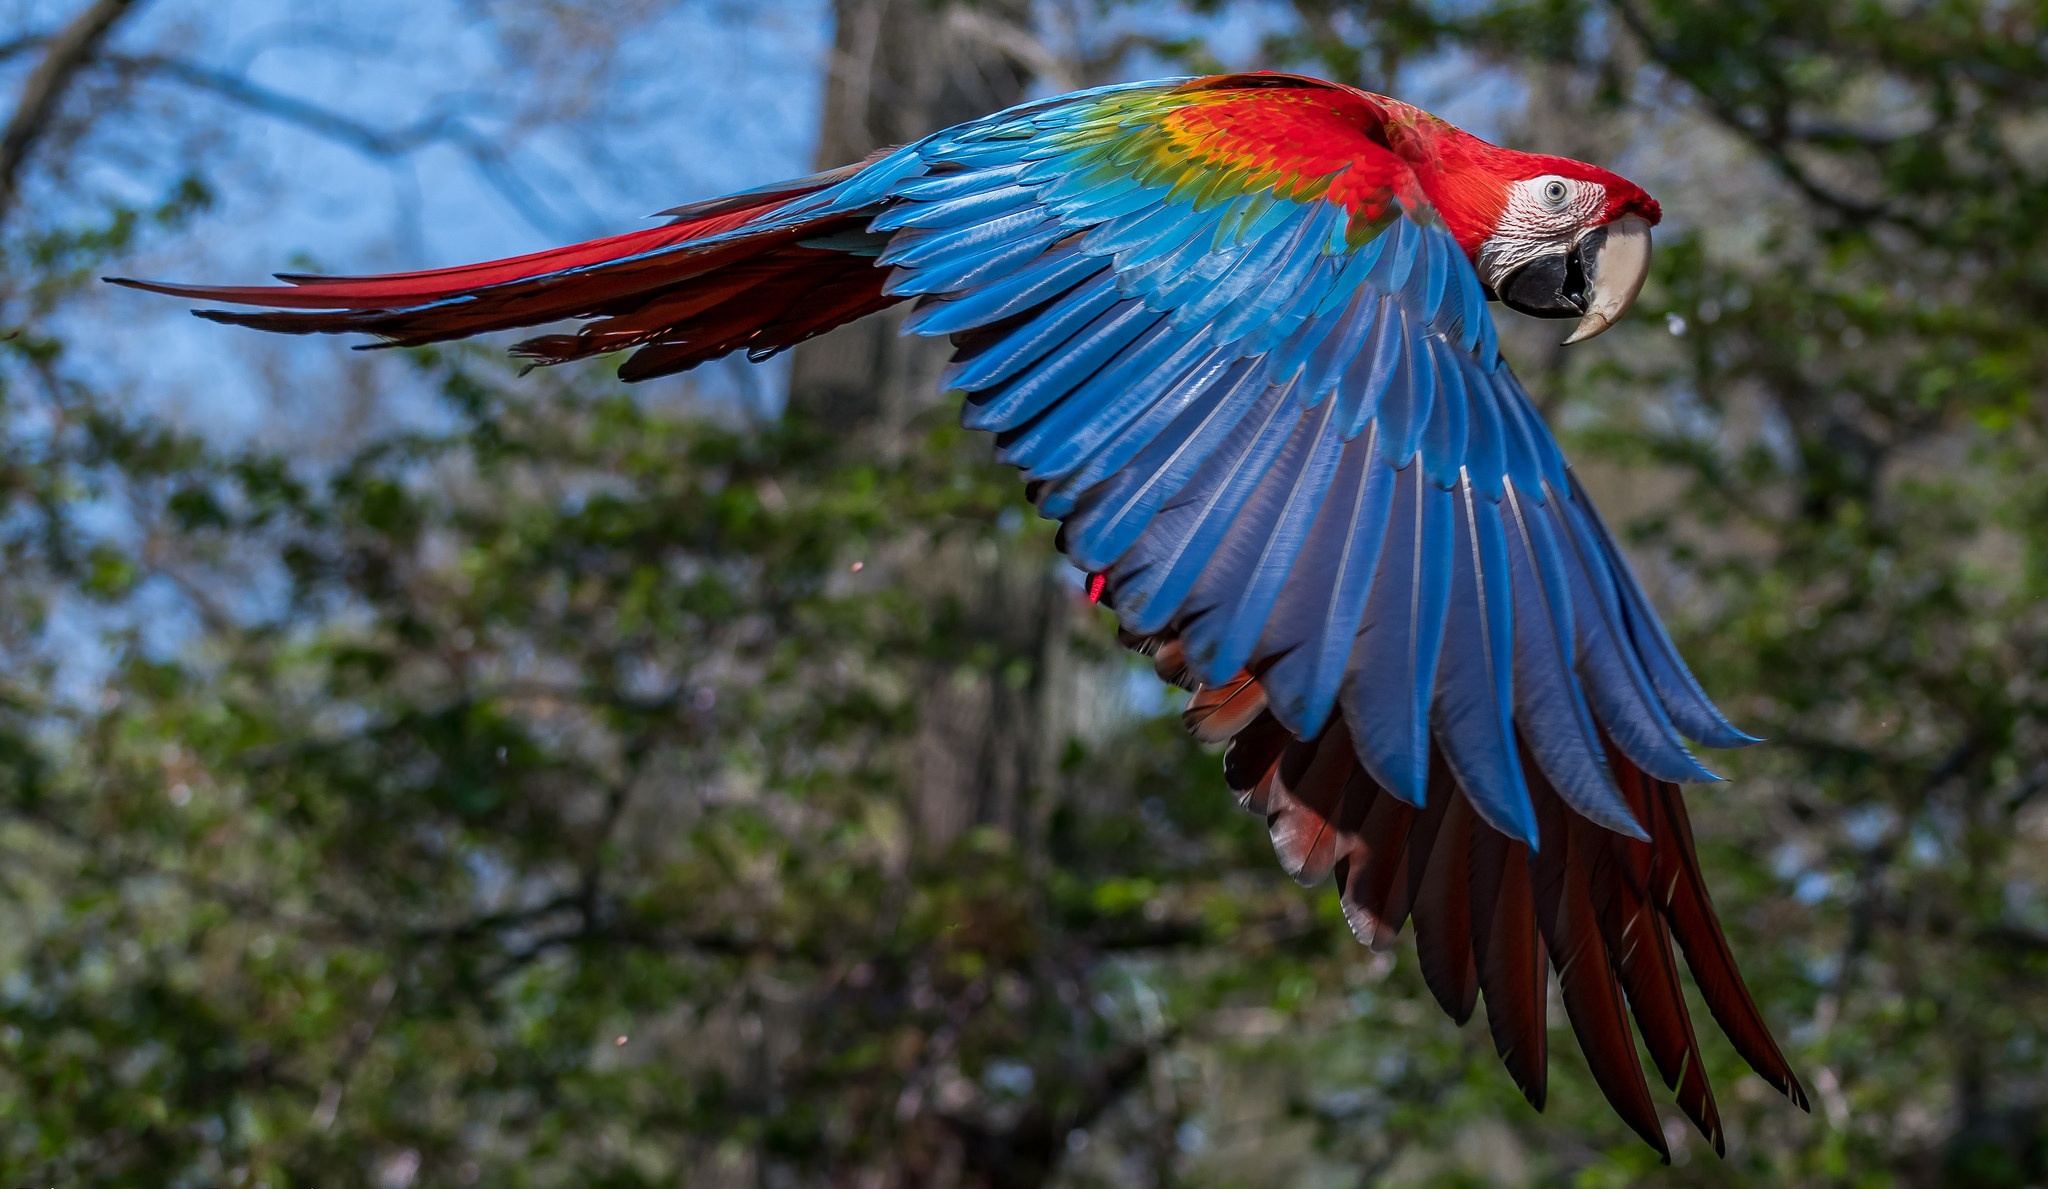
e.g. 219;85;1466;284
118;72;1806;1156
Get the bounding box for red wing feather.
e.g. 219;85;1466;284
109;175;881;382
1336;784;1414;951
1149;637;1195;689
1634;759;1809;1111
1530;764;1669;1159
1469;821;1549;1110
1131;629;1801;1153
1224;711;1290;814
1600;749;1725;1151
1265;725;1365;886
1409;785;1480;1024
1184;670;1270;743
112;196;808;312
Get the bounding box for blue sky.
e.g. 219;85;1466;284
28;0;1535;441
58;0;831;439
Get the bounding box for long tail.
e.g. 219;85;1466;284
109;158;903;382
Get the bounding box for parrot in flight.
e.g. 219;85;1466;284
118;72;1806;1156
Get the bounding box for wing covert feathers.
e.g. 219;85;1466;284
1162;650;1803;1156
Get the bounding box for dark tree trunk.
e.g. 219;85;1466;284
787;0;1063;852
786;0;1034;438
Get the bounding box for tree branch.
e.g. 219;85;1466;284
106;51;579;238
1605;0;1938;239
0;0;146;223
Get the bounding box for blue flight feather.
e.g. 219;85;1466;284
1340;463;1453;806
1334;297;1403;440
890;162;1027;202
1458;344;1506;499
1114;370;1298;634
1563;475;1760;748
1085;202;1197;259
1367;217;1419;296
1038;345;1239;520
1183;204;1333;334
1163;205;1309;315
879;207;1055;269
964;300;1162;432
1544;494;1722;781
1419;233;1452;329
1246;253;1341;357
1252;424;1396;736
868;183;1036;232
1434;481;1536;845
1373;310;1437;466
883;221;1067;296
1485;364;1551;502
1047;178;1156;224
1004;320;1227;479
996;318;1194;475
1312;230;1390;317
1501;485;1644;838
900;246;1100;336
1063;358;1272;568
1214;191;1280;247
1182;394;1346;684
1113;211;1247;297
1488;368;1569;494
1419;336;1470;489
944;273;1123;393
1302;289;1380;407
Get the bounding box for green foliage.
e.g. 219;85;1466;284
1;1;2045;1185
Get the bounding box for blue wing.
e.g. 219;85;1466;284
845;77;1752;850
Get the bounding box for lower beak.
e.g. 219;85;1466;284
1493;215;1655;344
1561;215;1652;344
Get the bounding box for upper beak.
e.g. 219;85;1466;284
1491;215;1655;344
1561;215;1652;344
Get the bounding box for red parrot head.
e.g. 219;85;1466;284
1476;154;1661;343
1397;117;1664;344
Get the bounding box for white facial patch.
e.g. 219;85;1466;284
1475;175;1609;291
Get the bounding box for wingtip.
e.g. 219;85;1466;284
191;307;265;329
1693;721;1766;750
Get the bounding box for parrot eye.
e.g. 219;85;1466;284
1541;178;1571;208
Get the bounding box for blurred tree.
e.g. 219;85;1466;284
0;0;2045;1187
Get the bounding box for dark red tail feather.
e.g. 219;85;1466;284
1530;761;1668;1157
1411;789;1480;1024
1603;742;1729;1151
1146;629;1805;1156
109;162;897;381
1338;786;1415;950
1639;765;1810;1112
1469;821;1551;1110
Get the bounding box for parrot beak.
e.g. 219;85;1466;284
1492;215;1654;344
1561;215;1652;344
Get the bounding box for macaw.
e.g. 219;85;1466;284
118;72;1806;1155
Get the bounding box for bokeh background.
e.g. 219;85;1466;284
2;0;2045;1185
